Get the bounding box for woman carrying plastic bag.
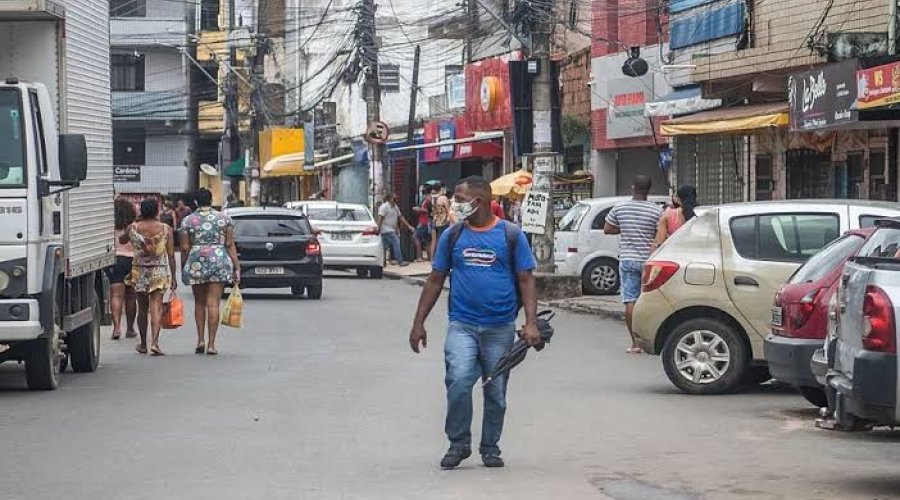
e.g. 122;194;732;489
179;189;241;355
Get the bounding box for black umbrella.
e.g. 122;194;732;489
483;311;555;387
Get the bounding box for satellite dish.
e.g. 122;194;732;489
200;163;219;176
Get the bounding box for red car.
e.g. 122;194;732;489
764;228;874;407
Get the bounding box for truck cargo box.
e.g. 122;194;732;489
0;0;114;277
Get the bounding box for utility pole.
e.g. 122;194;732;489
528;1;557;273
250;0;268;200
223;0;240;180
360;0;384;201
402;45;421;231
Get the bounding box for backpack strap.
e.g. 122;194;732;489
503;221;524;310
444;222;465;314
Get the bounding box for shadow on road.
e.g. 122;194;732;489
825;474;900;498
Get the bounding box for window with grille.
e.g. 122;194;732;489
111;54;145;91
378;64;401;93
110;0;146;17
755;155;772;200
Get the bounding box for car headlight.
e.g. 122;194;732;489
0;271;9;292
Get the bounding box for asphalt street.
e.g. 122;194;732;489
2;274;900;500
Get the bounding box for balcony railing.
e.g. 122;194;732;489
113;91;189;121
111;17;188;47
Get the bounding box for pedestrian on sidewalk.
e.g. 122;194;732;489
429;185;454;258
652;184;697;251
409;175;541;470
180;188;240;356
412;184;437;261
108;197;138;340
121;198;177;356
377;193;413;267
604;175;662;354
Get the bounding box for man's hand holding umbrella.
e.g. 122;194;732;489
520;322;542;347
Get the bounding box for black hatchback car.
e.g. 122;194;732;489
227;207;324;298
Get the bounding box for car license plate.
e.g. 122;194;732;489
255;266;284;275
332;233;353;241
772;306;783;327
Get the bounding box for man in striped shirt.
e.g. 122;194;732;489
604;175;662;354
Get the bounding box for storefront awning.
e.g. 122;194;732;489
224;156;246;177
645;85;722;117
661;103;789;136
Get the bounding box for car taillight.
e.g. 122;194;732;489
791;288;820;329
862;285;896;353
306;240;321;256
362;226;379;236
642;261;679;292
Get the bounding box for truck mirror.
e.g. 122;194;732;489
59;134;88;182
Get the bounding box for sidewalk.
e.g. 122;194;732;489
383;262;625;320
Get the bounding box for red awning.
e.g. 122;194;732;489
455;139;503;159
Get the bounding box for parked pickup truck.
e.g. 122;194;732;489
823;218;900;429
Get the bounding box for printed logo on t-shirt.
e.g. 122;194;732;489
462;247;497;267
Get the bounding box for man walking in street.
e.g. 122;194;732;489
409;176;542;469
377;193;413;267
604;175;662;354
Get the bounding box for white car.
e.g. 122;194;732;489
554;196;669;295
285;201;385;278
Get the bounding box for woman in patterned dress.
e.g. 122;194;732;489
120;198;177;356
180;189;240;355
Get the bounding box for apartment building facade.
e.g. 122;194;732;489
109;0;194;196
663;0;897;203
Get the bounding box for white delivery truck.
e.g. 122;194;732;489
0;0;114;390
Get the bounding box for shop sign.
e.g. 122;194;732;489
465;56;514;131
521;190;550;235
789;60;857;131
113;165;141;183
438;120;456;160
857;60;900;110
607;77;654;139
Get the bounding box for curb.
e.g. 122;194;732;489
540;300;626;321
383;270;624;320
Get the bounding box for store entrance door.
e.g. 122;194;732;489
786;149;831;199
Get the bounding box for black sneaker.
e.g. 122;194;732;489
440;447;471;469
481;453;504;468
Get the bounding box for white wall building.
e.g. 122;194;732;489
110;0;194;195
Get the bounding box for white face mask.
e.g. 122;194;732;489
451;199;478;220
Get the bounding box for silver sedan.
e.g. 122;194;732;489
285;201;385;278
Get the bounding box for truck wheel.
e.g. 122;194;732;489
662;318;749;395
25;331;61;391
581;258;619;295
799;386;829;408
307;283;323;300
291;285;305;298
356;268;369;278
69;291;101;373
369;267;384;279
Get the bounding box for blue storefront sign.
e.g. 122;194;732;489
438;120;456;161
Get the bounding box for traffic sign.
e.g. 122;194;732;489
365;121;390;144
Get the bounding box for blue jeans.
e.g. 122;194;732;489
381;232;403;262
619;259;644;303
444;321;516;455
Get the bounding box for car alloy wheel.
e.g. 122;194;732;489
590;264;618;292
673;330;731;384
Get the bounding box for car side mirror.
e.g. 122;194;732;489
58;134;88;183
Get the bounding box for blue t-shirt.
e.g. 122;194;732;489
433;220;536;326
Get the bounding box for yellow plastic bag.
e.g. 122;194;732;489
221;287;243;328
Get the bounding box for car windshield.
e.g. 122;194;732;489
788;234;865;284
306;206;372;222
232;216;310;237
859;227;900;258
0;89;25;187
558;203;589;231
